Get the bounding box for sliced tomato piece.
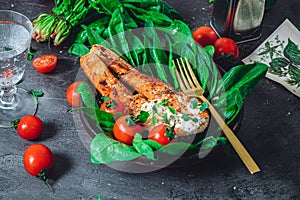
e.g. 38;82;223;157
32;54;58;73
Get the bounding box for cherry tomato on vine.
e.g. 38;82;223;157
213;37;239;60
66;81;83;107
17;115;43;140
192;26;218;47
113;115;142;145
100;99;126;114
23;144;54;182
32;54;57;73
148;124;177;145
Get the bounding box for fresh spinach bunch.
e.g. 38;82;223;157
33;0;95;46
68;0;268;164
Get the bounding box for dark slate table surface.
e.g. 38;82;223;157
0;0;299;199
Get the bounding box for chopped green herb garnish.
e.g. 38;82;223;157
150;117;157;125
199;102;208;111
152;105;158;112
137;111;150;123
165;125;177;140
106;100;117;109
190;98;198;109
182;114;190;121
163;113;169;124
192;117;199;123
101;96;110;102
167;106;176;114
124;115;137;127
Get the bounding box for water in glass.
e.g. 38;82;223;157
0;23;30;86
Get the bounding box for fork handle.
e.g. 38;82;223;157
198;95;261;174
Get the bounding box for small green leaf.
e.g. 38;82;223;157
76;82;98;108
132;133;156;160
199;102;208;111
190;97;198;109
150;117;157;125
191;117;198;123
70;107;115;132
137;111;150;123
167;106;176;114
182;114;190;121
68;43;90;57
198;136;218;150
152;105;158;112
160;99;168;106
101;96;110;102
10;118;20;129
204;45;215;57
27;89;44;105
165;125;176;141
163;113;169;124
144;139;163;150
27;47;37;61
124;115;137;127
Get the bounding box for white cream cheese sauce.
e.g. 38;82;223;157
141;99;207;135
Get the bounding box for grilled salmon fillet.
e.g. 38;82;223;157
80;45;210;136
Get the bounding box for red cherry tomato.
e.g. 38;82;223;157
113;115;142;145
100;99;126;114
23;144;54;181
17;115;43;140
148;124;177;145
66;81;83;107
32;54;57;73
192;26;218;47
213;37;239;60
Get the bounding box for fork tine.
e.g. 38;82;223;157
179;58;196;89
173;60;186;91
175;59;190;91
183;57;202;88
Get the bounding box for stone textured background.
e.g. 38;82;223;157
0;0;299;199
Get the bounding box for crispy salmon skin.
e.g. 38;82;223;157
80;45;210;136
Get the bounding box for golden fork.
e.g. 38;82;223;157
173;57;260;174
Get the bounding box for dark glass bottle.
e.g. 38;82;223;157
210;0;266;43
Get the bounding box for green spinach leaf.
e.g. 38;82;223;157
132;133;155;160
76;81;98;108
91;133;141;164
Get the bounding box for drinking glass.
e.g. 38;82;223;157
0;10;35;127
